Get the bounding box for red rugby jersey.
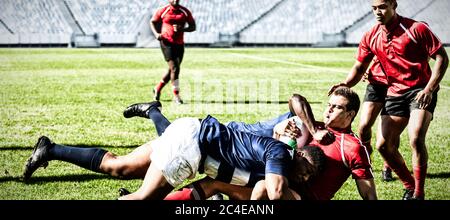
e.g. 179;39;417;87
357;15;442;96
367;57;388;85
306;127;373;200
152;4;194;45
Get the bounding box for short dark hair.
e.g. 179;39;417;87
385;0;398;9
298;145;326;173
332;86;360;117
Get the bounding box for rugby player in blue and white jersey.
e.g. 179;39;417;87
23;113;324;200
118;115;324;200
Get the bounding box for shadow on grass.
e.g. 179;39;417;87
427;172;450;179
0;173;118;184
382;172;450;182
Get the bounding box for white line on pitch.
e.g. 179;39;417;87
228;53;450;89
229;53;348;74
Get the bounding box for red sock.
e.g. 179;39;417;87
413;164;427;198
155;80;166;93
389;160;415;191
164;188;194;200
172;79;180;96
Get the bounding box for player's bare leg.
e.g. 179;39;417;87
119;162;173;200
376;115;414;199
23;136;152;181
169;59;183;104
99;142;153;179
407;109;432;200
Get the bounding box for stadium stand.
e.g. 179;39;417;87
0;0;448;47
240;0;371;46
413;0;450;43
65;0;149;45
0;0;72;45
182;0;283;45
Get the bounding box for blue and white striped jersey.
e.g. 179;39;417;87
197;115;293;187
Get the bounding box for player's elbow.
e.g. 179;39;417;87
290;94;307;105
436;47;449;70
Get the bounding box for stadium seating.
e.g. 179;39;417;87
0;0;72;45
240;0;371;45
413;0;450;43
0;0;448;46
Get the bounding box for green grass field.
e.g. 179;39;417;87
0;48;448;200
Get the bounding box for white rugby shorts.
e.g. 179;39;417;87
150;117;202;187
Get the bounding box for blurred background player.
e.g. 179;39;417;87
150;0;196;104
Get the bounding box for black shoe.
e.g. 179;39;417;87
123;101;162;118
412;195;424;200
23;136;54;181
402;189;414;200
174;96;183;105
153;88;160;101
119;188;130;196
382;169;394;182
209;193;224;200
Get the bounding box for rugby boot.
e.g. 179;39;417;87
402;189;414;200
23;136;54;181
119;188;131;196
153;88;161;101
209;193;224;200
174;95;184;105
382;169;394;182
412;195;424;200
123;101;162;118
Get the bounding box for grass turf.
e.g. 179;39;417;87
0;48;448;200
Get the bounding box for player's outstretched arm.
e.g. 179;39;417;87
328;60;371;96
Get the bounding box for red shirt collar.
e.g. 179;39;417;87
169;4;180;10
317;122;353;134
327;126;352;134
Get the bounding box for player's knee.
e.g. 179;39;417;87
99;152;118;173
409;136;426;149
376;142;388;153
101;155;139;178
358;124;371;136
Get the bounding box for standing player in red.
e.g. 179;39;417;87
338;58;397;182
150;0;196;104
330;0;448;199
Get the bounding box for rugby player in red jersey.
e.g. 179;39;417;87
329;0;448;200
150;0;196;104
